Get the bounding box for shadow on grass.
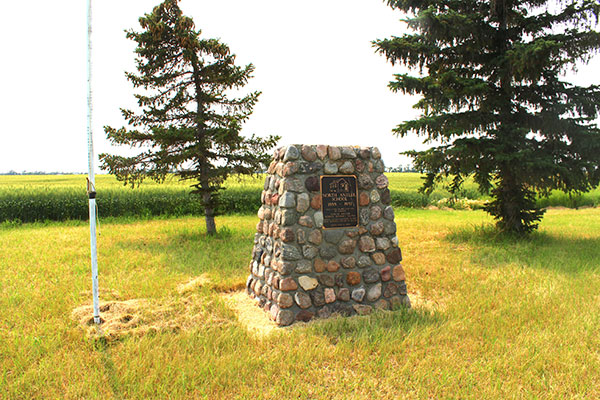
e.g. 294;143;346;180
304;306;443;347
446;224;600;274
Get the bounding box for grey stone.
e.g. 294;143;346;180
397;281;407;295
298;216;313;228
341;256;356;269
383;282;398;298
338;239;356;254
337;288;350;301
264;176;271;190
358;236;376;253
276;309;295;326
367;283;382;302
339;161;354;174
319;244;337;260
279;192;296;208
375;174;389;189
384;206;394;221
351;287;366;302
308;229;322;245
381;188;391;205
370;206;383;220
314;211;324;228
317;306;331;319
281;210;297;226
324;229;345;244
353;304;373;315
391;235;399;247
296;193;310;213
318;274;335;287
335;273;344;287
295;260;312;274
370;221;385;236
303;245;318;259
340;146;357;159
372;147;381;159
279;261;295;275
358;174;374;189
296;229;306;244
358;147;371;159
363;267;380;283
331;302;353;316
373;160;385;173
282;178;304;193
370;190;380;203
311;288;326;307
324;162;338;174
298;162;322;174
281;244;302;261
384;220;397;235
357;255;371;268
316;144;328;159
376;237;391;251
283;145;300;161
295;292;312;308
296;310;315;322
359;208;370;225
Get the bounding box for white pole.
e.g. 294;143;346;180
87;0;101;325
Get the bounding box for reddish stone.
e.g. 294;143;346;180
338;239;357;254
358;236;376;252
380;266;392;282
283;162;298;176
315;144;328;159
371;252;386;265
324;288;336;303
358;226;368;235
383;282;398;298
278;293;294;308
314;258;327;273
271;193;280;205
370;222;385;236
305;176;320;192
326;260;340;272
256;222;263;234
346;271;361;286
301;145;317;162
359;192;370;206
280;228;295;243
267;161;277;174
355;159;365;172
386;248;402;264
392;264;406;281
311;194;322;209
280;277;298;291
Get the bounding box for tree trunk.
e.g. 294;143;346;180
203;191;216;235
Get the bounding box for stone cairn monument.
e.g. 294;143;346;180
246;145;410;326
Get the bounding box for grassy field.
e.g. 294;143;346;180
1;173;599;223
1;208;599;398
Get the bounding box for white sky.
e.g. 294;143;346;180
1;0;598;173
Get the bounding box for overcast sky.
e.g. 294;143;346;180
1;0;598;174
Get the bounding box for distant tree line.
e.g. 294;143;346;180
0;171;86;176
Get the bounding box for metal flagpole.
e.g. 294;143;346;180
87;0;101;325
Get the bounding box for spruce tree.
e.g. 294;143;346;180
100;0;278;235
374;0;600;233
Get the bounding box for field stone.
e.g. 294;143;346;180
375;174;389;189
324;288;336;303
283;145;300;161
384;282;398;298
324;162;338;174
281;210;297;226
397;281;407;295
316;145;328;159
280;228;294;243
370;206;383;220
319;244;337;259
326;260;340;272
386;247;402;264
301;145;317;162
311;288;326;307
296;229;306;244
282;244;301;261
317;306;331;319
298;276;319;291
324;229;345;244
328;146;341;160
298;162;322;174
392;264;406;281
358;147;371;159
337;288;350;301
353;304;373;315
358;236;376;253
340;146;357;159
381;188;391;205
303;245;318;259
363;268;380;283
314;258;327;273
338;239;356;254
295;260;312;274
374;299;389;310
341;256;356;269
296;310;315;322
314;212;324;228
283;162;298;176
376;237;391;250
278;293;294;308
380;266;392;282
279;192;296;208
367;283;382;301
370;190;380;203
335;273;344;287
298;216;313;227
310;194;322;209
318;274;335;287
371;252;386;265
280;277;298;291
370;221;385;236
359;192;370;206
305;176;320;192
358;174;374;189
383;221;396;235
351;287;366;302
296;193;310;213
339;161;354;174
295;292;312;309
346;271;361;286
331;303;353;316
384;206;394;221
359;208;370;226
358;255;371;268
371;147;381;159
308;229;322;245
277;309;295;326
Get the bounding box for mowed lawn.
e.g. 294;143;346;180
1;208;600;399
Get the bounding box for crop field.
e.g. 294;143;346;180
1;207;600;398
1;173;599;223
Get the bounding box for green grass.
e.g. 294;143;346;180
2;208;600;398
1;173;599;222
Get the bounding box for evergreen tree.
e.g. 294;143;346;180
100;0;278;235
374;0;600;233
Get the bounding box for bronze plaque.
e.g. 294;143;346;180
320;175;358;229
